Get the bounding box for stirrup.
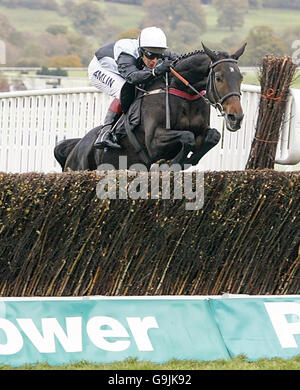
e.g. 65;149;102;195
94;131;121;150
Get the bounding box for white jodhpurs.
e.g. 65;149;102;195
88;55;126;99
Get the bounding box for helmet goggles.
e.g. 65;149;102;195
140;48;164;60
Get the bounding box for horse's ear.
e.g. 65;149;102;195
202;42;218;62
231;42;247;60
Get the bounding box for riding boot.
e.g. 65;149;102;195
94;98;122;149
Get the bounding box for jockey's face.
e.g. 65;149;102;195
142;55;160;69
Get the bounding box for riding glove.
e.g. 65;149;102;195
152;59;173;76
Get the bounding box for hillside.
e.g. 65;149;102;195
0;2;300;67
2;3;300;43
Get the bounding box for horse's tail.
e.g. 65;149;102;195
54;138;81;171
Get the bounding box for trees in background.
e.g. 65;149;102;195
0;12;95;66
262;0;300;10
0;0;297;66
213;0;248;31
103;0;143;4
64;0;121;42
0;0;58;10
141;0;207;52
46;25;69;36
48;54;83;67
239;26;288;66
70;1;103;35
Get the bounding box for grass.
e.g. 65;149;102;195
200;6;300;45
1;3;300;47
242;70;300;89
1;356;300;370
99;2;146;30
0;6;75;34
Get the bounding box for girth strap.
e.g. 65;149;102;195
142;87;206;101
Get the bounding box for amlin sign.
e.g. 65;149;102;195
0;296;300;366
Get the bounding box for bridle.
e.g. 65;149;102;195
170;57;242;117
206;58;241;116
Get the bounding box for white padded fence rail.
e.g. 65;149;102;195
0;87;113;173
0;85;300;173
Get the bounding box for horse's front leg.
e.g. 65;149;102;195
183;127;221;166
147;127;196;167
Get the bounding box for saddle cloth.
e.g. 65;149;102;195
114;96;142;140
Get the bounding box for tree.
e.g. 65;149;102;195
214;0;248;32
36;67;68;76
0;14;16;40
70;1;104;35
69;1;120;41
46;25;68;35
239;26;288;66
141;0;206;51
48;54;83;67
117;28;141;40
262;0;300;10
64;33;96;66
0;0;58;10
279;26;300;55
248;0;262;7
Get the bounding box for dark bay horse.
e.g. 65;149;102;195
54;43;246;171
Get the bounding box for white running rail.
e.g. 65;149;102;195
0;85;299;173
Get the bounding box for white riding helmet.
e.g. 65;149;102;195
139;27;168;54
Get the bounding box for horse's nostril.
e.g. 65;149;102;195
227;114;236;122
228;114;244;122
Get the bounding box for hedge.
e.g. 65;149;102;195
0;170;299;296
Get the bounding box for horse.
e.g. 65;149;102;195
54;43;247;171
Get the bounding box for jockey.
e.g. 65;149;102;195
88;26;177;149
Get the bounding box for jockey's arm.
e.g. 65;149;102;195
117;53;154;85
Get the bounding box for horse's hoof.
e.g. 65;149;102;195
206;128;221;145
156;159;167;165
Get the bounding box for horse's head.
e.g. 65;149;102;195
202;42;247;132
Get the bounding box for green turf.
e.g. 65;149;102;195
201;6;300;44
1;355;300;370
242;70;300;89
0;6;75;34
99;2;146;30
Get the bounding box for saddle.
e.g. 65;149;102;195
114;97;142;140
112;83;152;165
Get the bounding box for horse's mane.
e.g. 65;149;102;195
173;49;230;66
175;49;205;62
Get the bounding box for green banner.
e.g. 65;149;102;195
210;297;300;361
0;297;229;367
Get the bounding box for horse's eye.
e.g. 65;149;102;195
215;74;223;82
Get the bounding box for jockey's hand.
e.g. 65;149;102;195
152;59;173;76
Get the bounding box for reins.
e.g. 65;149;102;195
169;58;241;117
170;67;211;105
